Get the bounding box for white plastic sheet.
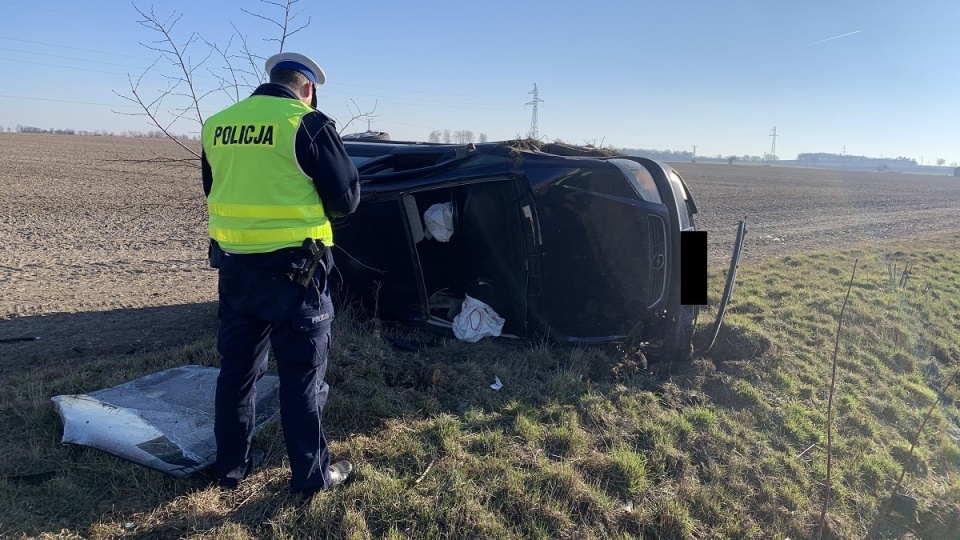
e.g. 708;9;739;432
52;365;279;478
452;295;505;342
423;202;454;242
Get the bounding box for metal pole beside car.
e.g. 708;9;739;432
702;217;747;354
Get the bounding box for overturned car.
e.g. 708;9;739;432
332;140;736;359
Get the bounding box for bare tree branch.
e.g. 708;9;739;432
817;259;858;540
113;0;313;190
203;35;242;103
231;23;266;83
338;100;379;135
112;74;200;159
123;0;312;143
103;0;318;228
239;8;286;32
239;0;309;52
133;5;206;126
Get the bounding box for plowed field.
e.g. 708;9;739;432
675;161;960;264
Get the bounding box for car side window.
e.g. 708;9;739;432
561;169;646;202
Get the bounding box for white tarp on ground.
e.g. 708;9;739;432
51;365;279;478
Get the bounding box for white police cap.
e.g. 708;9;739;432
264;52;326;86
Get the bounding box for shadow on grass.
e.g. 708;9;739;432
0;302;218;372
0;302;221;538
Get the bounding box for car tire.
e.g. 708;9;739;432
342;131;391;141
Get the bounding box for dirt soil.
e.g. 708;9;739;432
670;161;960;265
1;134;214;372
3;134;960;371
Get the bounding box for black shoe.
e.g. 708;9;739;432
213;448;266;490
328;460;353;488
294;461;353;507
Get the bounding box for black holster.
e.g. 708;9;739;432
208;239;224;268
293;238;327;287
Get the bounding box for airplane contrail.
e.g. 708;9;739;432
800;30;862;47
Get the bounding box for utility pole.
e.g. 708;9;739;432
366;118;373;132
526;83;543;139
692;145;697;162
769;126;778;161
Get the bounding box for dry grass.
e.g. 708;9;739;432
2;239;960;538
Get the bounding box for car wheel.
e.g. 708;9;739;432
342;131;391;141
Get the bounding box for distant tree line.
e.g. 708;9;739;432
14;125;82;135
616;148;767;163
7;125;198;140
617;148;696;161
616;149;955;168
797;152;921;167
427;129;488;144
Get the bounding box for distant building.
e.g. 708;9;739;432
955;167;960;177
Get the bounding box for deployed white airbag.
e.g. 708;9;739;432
453;295;505;342
423;202;454;242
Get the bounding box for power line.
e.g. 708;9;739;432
0;55;257;95
373;119;445;131
324;95;518;112
0;36;155;61
0;47;520;110
0;93;173;111
0;47;157;70
0;34;525;93
0;67;517;116
0;55;227;85
0;55;522;112
5;1;172;31
319;56;524;86
0;55;166;79
330;81;516;101
321;88;518;110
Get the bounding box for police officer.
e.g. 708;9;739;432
201;51;360;499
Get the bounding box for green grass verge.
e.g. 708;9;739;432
2;238;959;539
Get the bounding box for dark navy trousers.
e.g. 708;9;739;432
213;247;335;494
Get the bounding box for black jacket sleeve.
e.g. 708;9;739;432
295;111;360;218
201;150;213;197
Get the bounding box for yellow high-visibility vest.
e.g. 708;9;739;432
202;95;333;253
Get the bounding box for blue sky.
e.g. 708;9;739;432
1;0;957;162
